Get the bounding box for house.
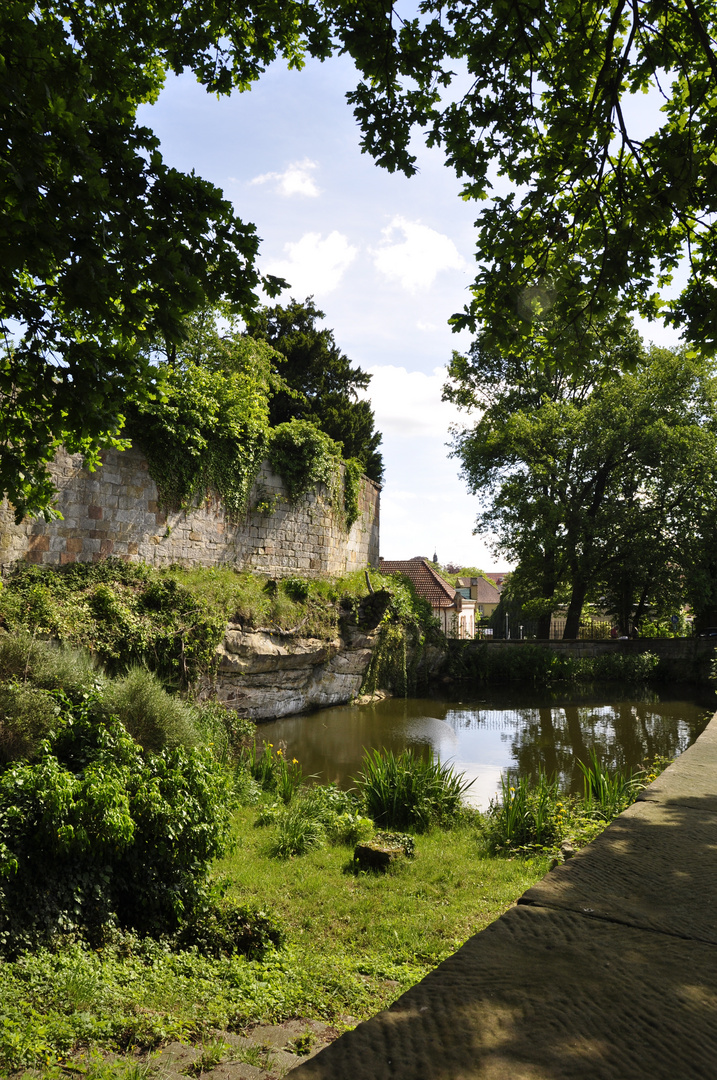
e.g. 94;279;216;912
455;575;502;618
483;571;510;592
379;557;476;638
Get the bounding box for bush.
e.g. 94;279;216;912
0;698;232;954
0;634;104;701
268;419;341;503
0;684;60;765
355;748;473;832
100;666;200;752
178;898;285;958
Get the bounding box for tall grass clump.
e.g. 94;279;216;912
484;773;565;853
578;749;645;819
100;667;200;752
484;754;669;854
0;633;104;700
356;747;473;832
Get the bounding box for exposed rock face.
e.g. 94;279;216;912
205;622;377;721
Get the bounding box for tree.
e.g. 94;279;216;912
247;298;384;483
1;1;334;518
446;329;717;638
340;1;717;356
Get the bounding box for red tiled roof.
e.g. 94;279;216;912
379;558;457;608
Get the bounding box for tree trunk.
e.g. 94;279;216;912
563;581;589;639
537;611;552;639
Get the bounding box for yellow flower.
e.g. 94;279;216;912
292;758;299;764
277;748;283;756
268;743;273;748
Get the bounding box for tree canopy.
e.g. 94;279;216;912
248;298;384;484
9;0;717;517
445;322;717;635
341;0;717;355
1;0;333;517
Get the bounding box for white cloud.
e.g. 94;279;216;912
266;231;358;296
250;158;321;197
372;216;468;292
361;364;471;438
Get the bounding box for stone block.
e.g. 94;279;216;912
59;552;77;565
87;504;103;520
65;537;83;554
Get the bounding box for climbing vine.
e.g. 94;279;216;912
125;358;271;519
126;355;367;532
342;457;363;530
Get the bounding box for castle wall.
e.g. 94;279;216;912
0;447;380;578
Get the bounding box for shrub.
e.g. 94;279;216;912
178;898;285;958
0;698;232;953
0;634;104;701
355;748;474;832
0;684;60;765
100;667;200;751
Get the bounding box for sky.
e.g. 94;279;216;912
137;53;683;572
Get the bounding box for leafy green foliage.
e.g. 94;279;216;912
0;0;335;518
178;898;285;959
0;697;232;953
356;747;474;832
340;1;717;354
248;297;383;483
268;418;342;503
447;642;660;686
448;336;717;637
125;349;273;518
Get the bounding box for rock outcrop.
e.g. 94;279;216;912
204;622;378;721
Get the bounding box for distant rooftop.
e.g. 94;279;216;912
484;571;510;590
379;557;457;609
456;575;501;603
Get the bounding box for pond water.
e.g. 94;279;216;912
257;684;716;808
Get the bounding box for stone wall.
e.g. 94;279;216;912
0;447;380;578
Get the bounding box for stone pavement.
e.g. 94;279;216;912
290;713;717;1080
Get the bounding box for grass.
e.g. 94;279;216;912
355;747;475;831
0;801;549;1074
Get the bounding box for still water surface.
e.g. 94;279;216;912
258;684;716;808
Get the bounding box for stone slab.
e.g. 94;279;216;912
519;797;717;942
291;904;717;1080
637;719;717;811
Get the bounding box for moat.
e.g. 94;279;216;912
258;683;716;807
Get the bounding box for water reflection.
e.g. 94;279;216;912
257;684;715;808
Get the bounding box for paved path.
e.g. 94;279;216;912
291;713;717;1079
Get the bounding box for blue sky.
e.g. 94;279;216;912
138;55;682;571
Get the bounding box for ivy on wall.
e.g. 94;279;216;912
125;348;367;531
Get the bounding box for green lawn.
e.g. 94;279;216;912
1;804;549;1076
